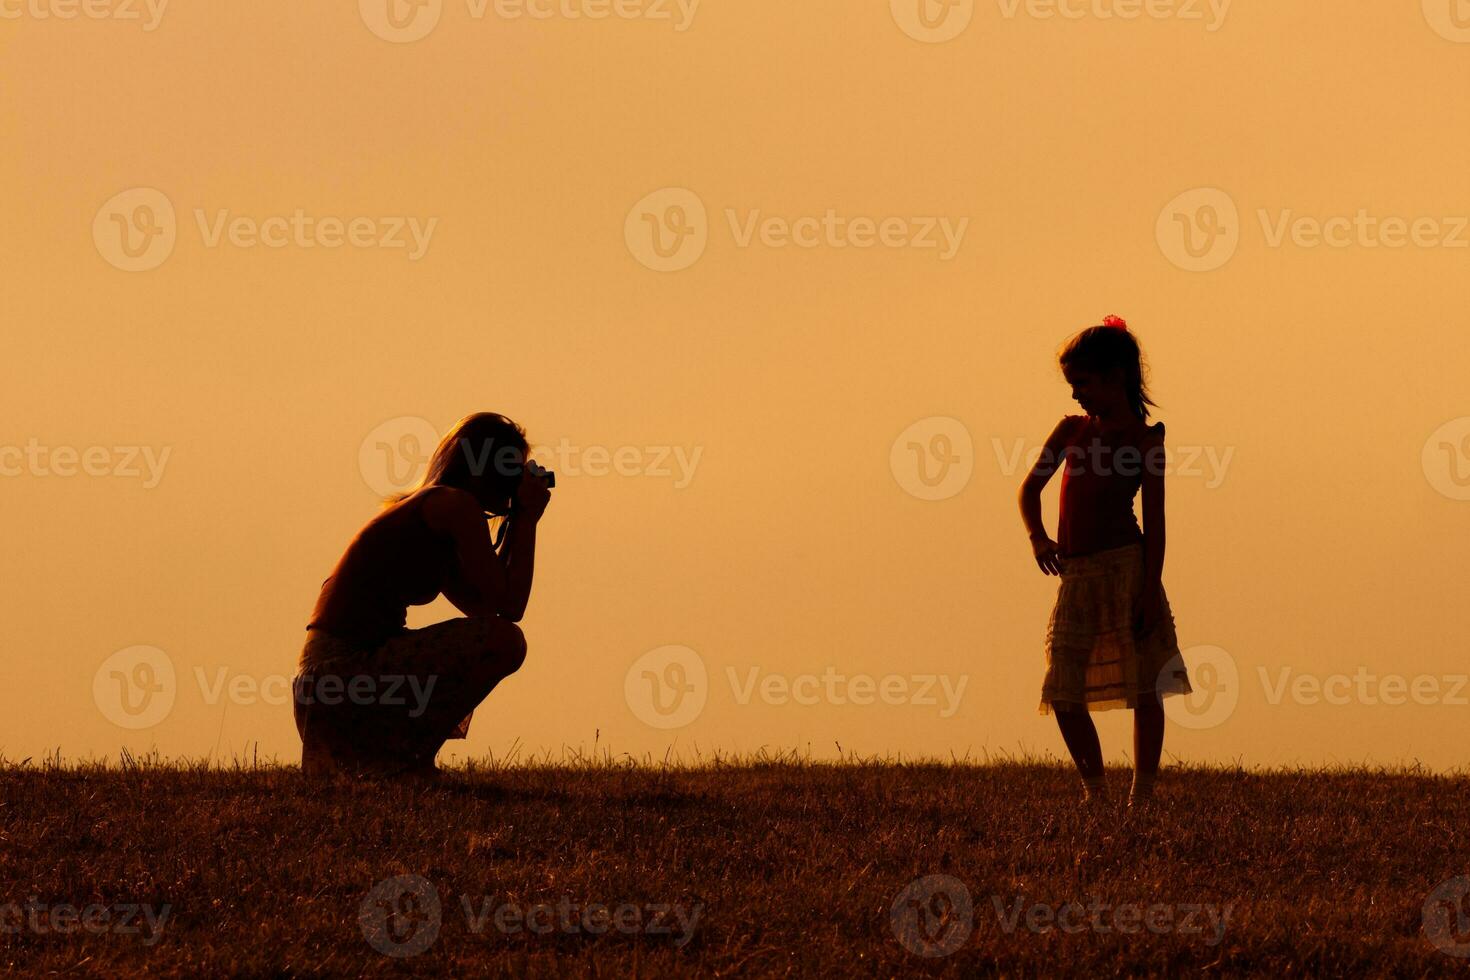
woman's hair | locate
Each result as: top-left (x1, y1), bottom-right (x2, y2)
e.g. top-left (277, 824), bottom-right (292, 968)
top-left (386, 412), bottom-right (529, 517)
top-left (1058, 321), bottom-right (1158, 422)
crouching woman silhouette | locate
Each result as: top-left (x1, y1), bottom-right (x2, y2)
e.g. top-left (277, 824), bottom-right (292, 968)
top-left (294, 412), bottom-right (550, 780)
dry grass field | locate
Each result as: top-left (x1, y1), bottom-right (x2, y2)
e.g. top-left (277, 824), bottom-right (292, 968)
top-left (3, 753), bottom-right (1469, 976)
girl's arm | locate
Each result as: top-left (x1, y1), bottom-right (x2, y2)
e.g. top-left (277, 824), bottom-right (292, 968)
top-left (1139, 424), bottom-right (1167, 589)
top-left (1018, 416), bottom-right (1079, 574)
top-left (1134, 424), bottom-right (1167, 632)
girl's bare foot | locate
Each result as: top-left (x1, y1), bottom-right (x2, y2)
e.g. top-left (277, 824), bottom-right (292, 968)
top-left (1128, 771), bottom-right (1156, 808)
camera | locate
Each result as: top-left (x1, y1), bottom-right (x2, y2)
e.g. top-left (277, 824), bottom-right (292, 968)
top-left (524, 459), bottom-right (556, 489)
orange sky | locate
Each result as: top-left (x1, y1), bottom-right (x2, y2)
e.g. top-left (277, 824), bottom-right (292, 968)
top-left (3, 1), bottom-right (1469, 770)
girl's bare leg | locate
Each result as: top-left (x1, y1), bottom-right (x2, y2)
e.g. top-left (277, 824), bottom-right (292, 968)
top-left (1054, 704), bottom-right (1106, 798)
top-left (1132, 693), bottom-right (1164, 802)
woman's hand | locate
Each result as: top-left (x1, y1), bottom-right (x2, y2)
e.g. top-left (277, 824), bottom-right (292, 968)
top-left (1031, 534), bottom-right (1064, 576)
top-left (514, 463), bottom-right (552, 522)
top-left (1133, 581), bottom-right (1164, 635)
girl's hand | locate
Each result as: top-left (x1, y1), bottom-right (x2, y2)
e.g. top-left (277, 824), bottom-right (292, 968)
top-left (1133, 582), bottom-right (1164, 635)
top-left (1031, 535), bottom-right (1063, 576)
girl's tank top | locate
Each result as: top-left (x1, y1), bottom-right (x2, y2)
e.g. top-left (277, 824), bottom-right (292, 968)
top-left (1056, 415), bottom-right (1164, 559)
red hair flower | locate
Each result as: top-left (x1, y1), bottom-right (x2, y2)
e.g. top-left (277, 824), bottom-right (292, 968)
top-left (1101, 314), bottom-right (1129, 330)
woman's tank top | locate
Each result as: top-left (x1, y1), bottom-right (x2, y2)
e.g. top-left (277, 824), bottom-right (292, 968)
top-left (306, 491), bottom-right (457, 649)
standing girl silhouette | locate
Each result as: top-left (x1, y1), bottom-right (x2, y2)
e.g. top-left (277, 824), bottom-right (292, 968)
top-left (1018, 316), bottom-right (1192, 805)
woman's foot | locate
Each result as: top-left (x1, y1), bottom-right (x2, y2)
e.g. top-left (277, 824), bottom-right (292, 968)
top-left (403, 763), bottom-right (444, 785)
top-left (300, 737), bottom-right (346, 780)
top-left (369, 758), bottom-right (444, 786)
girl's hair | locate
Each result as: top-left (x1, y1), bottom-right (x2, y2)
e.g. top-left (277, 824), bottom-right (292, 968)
top-left (386, 412), bottom-right (529, 517)
top-left (1058, 321), bottom-right (1158, 421)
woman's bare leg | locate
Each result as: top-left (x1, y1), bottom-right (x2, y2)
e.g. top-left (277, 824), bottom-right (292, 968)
top-left (401, 618), bottom-right (528, 768)
top-left (331, 616), bottom-right (530, 778)
top-left (420, 620), bottom-right (527, 749)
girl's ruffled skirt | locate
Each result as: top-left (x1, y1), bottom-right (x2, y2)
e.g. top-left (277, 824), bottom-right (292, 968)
top-left (1039, 541), bottom-right (1192, 713)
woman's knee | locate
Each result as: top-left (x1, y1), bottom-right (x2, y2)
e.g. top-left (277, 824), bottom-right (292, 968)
top-left (482, 618), bottom-right (527, 674)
